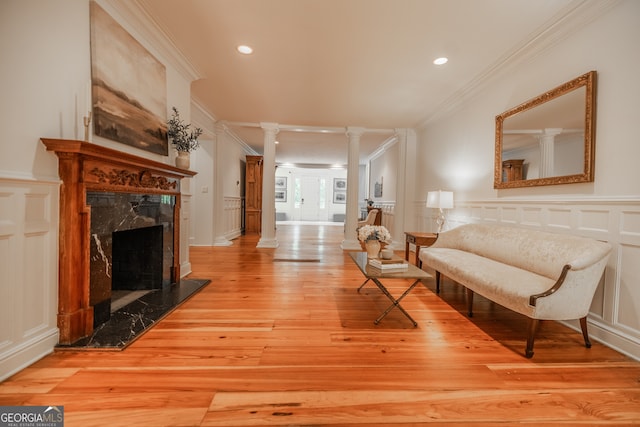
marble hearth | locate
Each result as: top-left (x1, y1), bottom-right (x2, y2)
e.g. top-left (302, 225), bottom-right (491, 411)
top-left (42, 139), bottom-right (196, 345)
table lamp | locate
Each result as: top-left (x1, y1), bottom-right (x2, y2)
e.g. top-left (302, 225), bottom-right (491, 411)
top-left (426, 190), bottom-right (453, 233)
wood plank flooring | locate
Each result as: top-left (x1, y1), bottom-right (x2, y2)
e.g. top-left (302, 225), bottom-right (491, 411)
top-left (1, 223), bottom-right (639, 426)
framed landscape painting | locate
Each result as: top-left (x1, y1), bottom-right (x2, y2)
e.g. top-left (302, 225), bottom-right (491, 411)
top-left (90, 2), bottom-right (168, 155)
top-left (275, 177), bottom-right (287, 189)
top-left (275, 190), bottom-right (287, 203)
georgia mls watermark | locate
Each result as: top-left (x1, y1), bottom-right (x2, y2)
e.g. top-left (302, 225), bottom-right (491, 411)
top-left (0, 406), bottom-right (64, 427)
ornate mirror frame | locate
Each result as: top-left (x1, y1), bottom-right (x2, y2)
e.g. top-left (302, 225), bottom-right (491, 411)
top-left (494, 71), bottom-right (597, 189)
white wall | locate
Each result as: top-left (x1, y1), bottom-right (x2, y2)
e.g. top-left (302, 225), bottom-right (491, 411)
top-left (191, 137), bottom-right (214, 245)
top-left (191, 124), bottom-right (248, 246)
top-left (414, 0), bottom-right (640, 359)
top-left (369, 142), bottom-right (398, 203)
top-left (0, 0), bottom-right (198, 380)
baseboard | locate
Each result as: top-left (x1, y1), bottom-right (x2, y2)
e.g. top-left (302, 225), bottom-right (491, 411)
top-left (180, 261), bottom-right (192, 278)
top-left (0, 328), bottom-right (59, 382)
top-left (225, 230), bottom-right (242, 241)
top-left (562, 318), bottom-right (640, 362)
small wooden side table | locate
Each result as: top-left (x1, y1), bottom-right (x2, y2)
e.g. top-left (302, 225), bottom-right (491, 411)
top-left (404, 231), bottom-right (438, 267)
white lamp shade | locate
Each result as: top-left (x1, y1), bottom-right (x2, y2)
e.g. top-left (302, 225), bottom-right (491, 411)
top-left (426, 190), bottom-right (453, 209)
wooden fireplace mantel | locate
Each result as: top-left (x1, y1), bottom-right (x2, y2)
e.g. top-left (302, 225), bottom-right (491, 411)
top-left (41, 138), bottom-right (196, 344)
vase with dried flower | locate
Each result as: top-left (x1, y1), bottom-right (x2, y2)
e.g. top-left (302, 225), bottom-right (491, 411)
top-left (167, 106), bottom-right (202, 169)
top-left (357, 225), bottom-right (391, 258)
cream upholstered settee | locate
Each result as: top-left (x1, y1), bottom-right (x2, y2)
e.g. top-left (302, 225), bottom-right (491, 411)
top-left (419, 223), bottom-right (612, 358)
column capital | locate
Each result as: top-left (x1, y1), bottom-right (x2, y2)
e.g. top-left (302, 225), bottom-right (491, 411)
top-left (543, 128), bottom-right (563, 136)
top-left (346, 126), bottom-right (365, 139)
top-left (394, 128), bottom-right (407, 138)
top-left (260, 122), bottom-right (280, 134)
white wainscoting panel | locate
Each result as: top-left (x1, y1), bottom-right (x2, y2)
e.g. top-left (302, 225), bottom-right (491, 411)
top-left (578, 209), bottom-right (610, 234)
top-left (224, 196), bottom-right (242, 240)
top-left (0, 191), bottom-right (17, 355)
top-left (0, 177), bottom-right (59, 381)
top-left (181, 192), bottom-right (193, 277)
top-left (521, 207), bottom-right (543, 227)
top-left (500, 206), bottom-right (518, 224)
top-left (415, 198), bottom-right (640, 361)
top-left (547, 207), bottom-right (572, 230)
top-left (618, 244), bottom-right (640, 331)
top-left (621, 210), bottom-right (640, 238)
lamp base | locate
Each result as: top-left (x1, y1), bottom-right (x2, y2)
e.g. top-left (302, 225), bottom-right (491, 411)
top-left (436, 210), bottom-right (446, 233)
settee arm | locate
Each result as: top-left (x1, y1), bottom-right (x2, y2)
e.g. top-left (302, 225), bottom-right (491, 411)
top-left (529, 264), bottom-right (571, 306)
top-left (570, 250), bottom-right (609, 271)
top-left (429, 230), bottom-right (455, 249)
top-left (529, 241), bottom-right (611, 307)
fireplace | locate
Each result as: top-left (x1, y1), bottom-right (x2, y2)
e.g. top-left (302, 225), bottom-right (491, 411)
top-left (112, 225), bottom-right (164, 291)
top-left (87, 192), bottom-right (176, 327)
top-left (41, 139), bottom-right (196, 344)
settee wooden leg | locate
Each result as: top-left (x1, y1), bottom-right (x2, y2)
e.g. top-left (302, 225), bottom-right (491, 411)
top-left (466, 288), bottom-right (474, 317)
top-left (580, 316), bottom-right (592, 348)
top-left (435, 271), bottom-right (441, 294)
top-left (525, 318), bottom-right (539, 358)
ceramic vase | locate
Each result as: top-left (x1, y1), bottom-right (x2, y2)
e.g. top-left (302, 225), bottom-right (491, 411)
top-left (365, 240), bottom-right (381, 258)
top-left (176, 151), bottom-right (190, 169)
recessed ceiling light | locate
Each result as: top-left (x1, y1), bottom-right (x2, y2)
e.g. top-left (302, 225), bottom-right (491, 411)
top-left (433, 57), bottom-right (448, 65)
top-left (237, 45), bottom-right (253, 55)
top-left (275, 140), bottom-right (279, 144)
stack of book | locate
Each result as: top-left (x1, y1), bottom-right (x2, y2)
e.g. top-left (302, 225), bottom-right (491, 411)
top-left (368, 257), bottom-right (409, 272)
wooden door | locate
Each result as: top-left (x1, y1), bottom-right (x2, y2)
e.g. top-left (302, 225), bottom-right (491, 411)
top-left (245, 155), bottom-right (263, 234)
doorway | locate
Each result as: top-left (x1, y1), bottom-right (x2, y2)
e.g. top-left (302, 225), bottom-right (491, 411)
top-left (295, 176), bottom-right (328, 221)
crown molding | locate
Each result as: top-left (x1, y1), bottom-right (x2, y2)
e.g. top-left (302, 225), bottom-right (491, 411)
top-left (417, 0), bottom-right (622, 128)
top-left (226, 121), bottom-right (395, 136)
top-left (221, 125), bottom-right (259, 156)
top-left (98, 0), bottom-right (203, 82)
top-left (367, 134), bottom-right (399, 163)
top-left (275, 163), bottom-right (347, 170)
top-left (190, 100), bottom-right (217, 139)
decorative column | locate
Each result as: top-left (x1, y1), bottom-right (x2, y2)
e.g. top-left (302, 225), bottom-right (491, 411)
top-left (539, 128), bottom-right (562, 178)
top-left (258, 122), bottom-right (279, 248)
top-left (213, 123), bottom-right (232, 246)
top-left (342, 127), bottom-right (365, 250)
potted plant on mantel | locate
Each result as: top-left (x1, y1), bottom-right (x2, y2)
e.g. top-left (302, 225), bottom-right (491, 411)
top-left (167, 106), bottom-right (202, 169)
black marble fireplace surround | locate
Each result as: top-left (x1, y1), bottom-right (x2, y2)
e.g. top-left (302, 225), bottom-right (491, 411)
top-left (58, 191), bottom-right (212, 349)
top-left (87, 192), bottom-right (176, 327)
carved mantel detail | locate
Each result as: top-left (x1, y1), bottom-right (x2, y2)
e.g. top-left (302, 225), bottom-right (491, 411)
top-left (41, 138), bottom-right (196, 345)
top-left (89, 167), bottom-right (177, 191)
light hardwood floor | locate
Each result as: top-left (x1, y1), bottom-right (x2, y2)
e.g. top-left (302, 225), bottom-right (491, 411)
top-left (2, 223), bottom-right (640, 426)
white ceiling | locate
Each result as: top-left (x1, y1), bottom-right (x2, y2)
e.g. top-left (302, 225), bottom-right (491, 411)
top-left (136, 0), bottom-right (582, 166)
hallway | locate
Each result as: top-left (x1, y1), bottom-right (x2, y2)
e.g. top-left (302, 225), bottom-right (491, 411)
top-left (1, 223), bottom-right (639, 426)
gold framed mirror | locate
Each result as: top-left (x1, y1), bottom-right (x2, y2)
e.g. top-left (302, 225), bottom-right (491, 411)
top-left (494, 71), bottom-right (597, 189)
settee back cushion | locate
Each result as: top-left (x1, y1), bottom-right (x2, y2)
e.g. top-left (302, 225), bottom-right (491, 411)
top-left (432, 224), bottom-right (611, 280)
